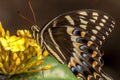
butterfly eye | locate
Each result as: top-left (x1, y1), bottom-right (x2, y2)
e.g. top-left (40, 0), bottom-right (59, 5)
top-left (73, 29), bottom-right (80, 35)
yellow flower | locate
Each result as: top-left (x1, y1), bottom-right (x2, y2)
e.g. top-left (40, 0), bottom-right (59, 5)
top-left (0, 22), bottom-right (51, 78)
top-left (0, 22), bottom-right (5, 37)
top-left (43, 50), bottom-right (49, 57)
top-left (17, 29), bottom-right (32, 38)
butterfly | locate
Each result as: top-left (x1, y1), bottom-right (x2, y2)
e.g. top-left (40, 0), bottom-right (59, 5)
top-left (18, 1), bottom-right (115, 80)
top-left (30, 9), bottom-right (115, 80)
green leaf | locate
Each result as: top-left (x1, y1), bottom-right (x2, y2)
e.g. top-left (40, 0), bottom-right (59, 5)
top-left (10, 56), bottom-right (82, 80)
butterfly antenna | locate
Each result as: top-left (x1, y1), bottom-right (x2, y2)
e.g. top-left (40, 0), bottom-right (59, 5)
top-left (17, 0), bottom-right (37, 25)
top-left (27, 0), bottom-right (37, 24)
top-left (17, 11), bottom-right (34, 24)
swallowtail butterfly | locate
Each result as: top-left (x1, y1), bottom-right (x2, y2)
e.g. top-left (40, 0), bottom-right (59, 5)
top-left (30, 9), bottom-right (115, 80)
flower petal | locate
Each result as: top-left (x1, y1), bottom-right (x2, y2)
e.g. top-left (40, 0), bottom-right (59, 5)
top-left (0, 37), bottom-right (8, 49)
top-left (0, 22), bottom-right (5, 37)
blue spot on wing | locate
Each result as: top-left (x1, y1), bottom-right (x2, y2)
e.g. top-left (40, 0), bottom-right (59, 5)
top-left (80, 45), bottom-right (89, 51)
top-left (73, 29), bottom-right (80, 35)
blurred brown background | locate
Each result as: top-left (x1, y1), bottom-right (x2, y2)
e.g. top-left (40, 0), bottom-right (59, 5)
top-left (0, 0), bottom-right (120, 79)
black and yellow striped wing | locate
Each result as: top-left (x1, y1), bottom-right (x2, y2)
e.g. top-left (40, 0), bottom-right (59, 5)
top-left (38, 9), bottom-right (115, 80)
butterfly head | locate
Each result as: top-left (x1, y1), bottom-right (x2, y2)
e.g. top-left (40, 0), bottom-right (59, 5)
top-left (30, 25), bottom-right (41, 43)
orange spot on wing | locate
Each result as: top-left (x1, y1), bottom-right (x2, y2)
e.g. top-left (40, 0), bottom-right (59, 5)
top-left (67, 27), bottom-right (74, 35)
top-left (93, 72), bottom-right (99, 78)
top-left (76, 49), bottom-right (81, 54)
top-left (87, 41), bottom-right (93, 46)
top-left (73, 43), bottom-right (81, 48)
top-left (81, 31), bottom-right (86, 37)
top-left (92, 61), bottom-right (98, 68)
top-left (68, 63), bottom-right (73, 68)
top-left (71, 59), bottom-right (77, 65)
top-left (76, 73), bottom-right (82, 78)
top-left (92, 51), bottom-right (97, 57)
top-left (87, 75), bottom-right (92, 80)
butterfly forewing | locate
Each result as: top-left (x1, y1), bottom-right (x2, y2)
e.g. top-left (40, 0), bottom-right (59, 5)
top-left (39, 9), bottom-right (115, 80)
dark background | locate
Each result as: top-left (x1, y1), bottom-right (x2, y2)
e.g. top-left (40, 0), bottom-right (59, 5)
top-left (0, 0), bottom-right (120, 79)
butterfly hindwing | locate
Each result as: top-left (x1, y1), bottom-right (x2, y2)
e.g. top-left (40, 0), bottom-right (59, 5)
top-left (40, 9), bottom-right (115, 80)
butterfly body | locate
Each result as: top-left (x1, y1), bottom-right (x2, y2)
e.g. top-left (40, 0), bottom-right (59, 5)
top-left (31, 9), bottom-right (115, 80)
